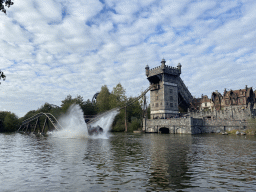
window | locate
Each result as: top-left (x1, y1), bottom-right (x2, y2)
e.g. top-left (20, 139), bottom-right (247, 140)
top-left (170, 89), bottom-right (173, 93)
top-left (156, 103), bottom-right (159, 107)
top-left (170, 96), bottom-right (173, 101)
top-left (205, 103), bottom-right (207, 107)
top-left (170, 103), bottom-right (173, 107)
top-left (156, 96), bottom-right (158, 100)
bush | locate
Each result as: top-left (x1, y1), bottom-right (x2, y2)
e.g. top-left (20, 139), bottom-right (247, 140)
top-left (128, 118), bottom-right (141, 132)
top-left (112, 118), bottom-right (125, 132)
top-left (1, 112), bottom-right (20, 132)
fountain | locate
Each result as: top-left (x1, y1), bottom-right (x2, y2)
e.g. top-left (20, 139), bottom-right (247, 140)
top-left (51, 104), bottom-right (119, 139)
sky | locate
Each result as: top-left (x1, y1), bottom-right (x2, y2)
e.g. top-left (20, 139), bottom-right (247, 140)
top-left (0, 0), bottom-right (256, 117)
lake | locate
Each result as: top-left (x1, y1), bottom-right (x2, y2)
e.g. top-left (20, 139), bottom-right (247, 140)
top-left (1, 132), bottom-right (256, 191)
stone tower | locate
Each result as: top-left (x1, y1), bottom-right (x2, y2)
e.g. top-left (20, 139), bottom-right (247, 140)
top-left (146, 59), bottom-right (192, 119)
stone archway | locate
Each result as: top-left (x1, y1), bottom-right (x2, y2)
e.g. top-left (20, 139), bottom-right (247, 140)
top-left (159, 127), bottom-right (170, 134)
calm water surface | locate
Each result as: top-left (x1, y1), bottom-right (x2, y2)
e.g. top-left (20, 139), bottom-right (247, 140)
top-left (1, 133), bottom-right (256, 191)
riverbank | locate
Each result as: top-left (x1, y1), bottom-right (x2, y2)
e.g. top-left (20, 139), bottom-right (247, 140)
top-left (227, 128), bottom-right (256, 135)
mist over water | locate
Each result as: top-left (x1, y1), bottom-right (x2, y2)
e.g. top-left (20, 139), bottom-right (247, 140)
top-left (90, 109), bottom-right (120, 138)
top-left (51, 104), bottom-right (119, 139)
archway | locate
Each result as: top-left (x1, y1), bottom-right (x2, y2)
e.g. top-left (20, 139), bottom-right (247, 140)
top-left (159, 127), bottom-right (170, 134)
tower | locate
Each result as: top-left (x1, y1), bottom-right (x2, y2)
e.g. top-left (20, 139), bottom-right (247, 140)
top-left (146, 59), bottom-right (192, 119)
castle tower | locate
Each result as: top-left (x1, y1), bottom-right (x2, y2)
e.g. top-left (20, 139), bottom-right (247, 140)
top-left (146, 59), bottom-right (192, 119)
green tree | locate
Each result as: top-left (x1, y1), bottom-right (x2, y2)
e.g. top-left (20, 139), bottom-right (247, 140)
top-left (96, 85), bottom-right (111, 113)
top-left (2, 112), bottom-right (20, 132)
top-left (110, 83), bottom-right (127, 108)
top-left (111, 111), bottom-right (126, 132)
top-left (0, 0), bottom-right (14, 14)
top-left (61, 95), bottom-right (84, 113)
top-left (128, 118), bottom-right (141, 132)
top-left (81, 99), bottom-right (97, 116)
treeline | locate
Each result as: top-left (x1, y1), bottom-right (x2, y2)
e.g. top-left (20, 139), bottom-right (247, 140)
top-left (0, 83), bottom-right (150, 133)
top-left (0, 112), bottom-right (20, 132)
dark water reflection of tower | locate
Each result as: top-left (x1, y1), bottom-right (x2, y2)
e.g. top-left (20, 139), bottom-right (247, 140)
top-left (146, 134), bottom-right (193, 191)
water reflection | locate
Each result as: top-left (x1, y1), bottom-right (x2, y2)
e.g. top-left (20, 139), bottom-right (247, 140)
top-left (1, 133), bottom-right (256, 191)
top-left (145, 134), bottom-right (192, 191)
top-left (184, 135), bottom-right (256, 191)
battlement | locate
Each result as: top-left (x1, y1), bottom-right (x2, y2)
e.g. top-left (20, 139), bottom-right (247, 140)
top-left (147, 64), bottom-right (180, 77)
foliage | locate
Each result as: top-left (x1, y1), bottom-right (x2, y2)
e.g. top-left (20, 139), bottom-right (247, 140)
top-left (109, 83), bottom-right (127, 108)
top-left (61, 94), bottom-right (84, 113)
top-left (0, 70), bottom-right (6, 84)
top-left (0, 111), bottom-right (20, 132)
top-left (82, 99), bottom-right (97, 116)
top-left (111, 114), bottom-right (125, 132)
top-left (0, 0), bottom-right (14, 14)
top-left (128, 118), bottom-right (141, 132)
top-left (96, 85), bottom-right (111, 113)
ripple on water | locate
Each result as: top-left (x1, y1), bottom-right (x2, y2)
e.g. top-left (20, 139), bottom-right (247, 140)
top-left (1, 133), bottom-right (256, 191)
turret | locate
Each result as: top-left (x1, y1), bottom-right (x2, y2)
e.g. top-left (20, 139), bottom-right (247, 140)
top-left (145, 65), bottom-right (149, 76)
top-left (177, 63), bottom-right (182, 74)
top-left (161, 58), bottom-right (166, 67)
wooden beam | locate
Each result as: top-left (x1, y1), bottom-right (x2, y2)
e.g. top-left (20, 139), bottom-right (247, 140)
top-left (33, 117), bottom-right (39, 133)
top-left (42, 118), bottom-right (47, 133)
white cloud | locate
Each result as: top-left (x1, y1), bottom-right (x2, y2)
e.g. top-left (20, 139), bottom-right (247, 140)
top-left (0, 0), bottom-right (256, 117)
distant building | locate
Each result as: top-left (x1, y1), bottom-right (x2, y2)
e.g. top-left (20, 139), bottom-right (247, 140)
top-left (211, 86), bottom-right (254, 111)
top-left (201, 95), bottom-right (212, 111)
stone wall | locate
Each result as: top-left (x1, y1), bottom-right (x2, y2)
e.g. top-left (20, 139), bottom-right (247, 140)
top-left (143, 117), bottom-right (249, 134)
top-left (191, 118), bottom-right (247, 134)
top-left (189, 106), bottom-right (254, 120)
top-left (143, 118), bottom-right (193, 134)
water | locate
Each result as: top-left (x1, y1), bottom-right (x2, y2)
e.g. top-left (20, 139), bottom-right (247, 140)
top-left (1, 106), bottom-right (256, 191)
top-left (1, 133), bottom-right (256, 191)
top-left (51, 104), bottom-right (119, 139)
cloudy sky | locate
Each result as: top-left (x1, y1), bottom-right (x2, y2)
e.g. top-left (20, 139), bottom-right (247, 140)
top-left (0, 0), bottom-right (256, 117)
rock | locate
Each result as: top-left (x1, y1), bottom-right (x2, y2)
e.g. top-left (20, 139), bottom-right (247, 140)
top-left (133, 131), bottom-right (142, 133)
top-left (241, 132), bottom-right (246, 135)
top-left (236, 131), bottom-right (240, 135)
top-left (222, 132), bottom-right (228, 135)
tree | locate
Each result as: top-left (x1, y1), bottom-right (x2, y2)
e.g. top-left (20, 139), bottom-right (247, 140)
top-left (81, 99), bottom-right (97, 116)
top-left (0, 70), bottom-right (6, 84)
top-left (60, 94), bottom-right (86, 113)
top-left (0, 0), bottom-right (14, 14)
top-left (0, 112), bottom-right (20, 132)
top-left (110, 83), bottom-right (127, 108)
top-left (96, 85), bottom-right (111, 113)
